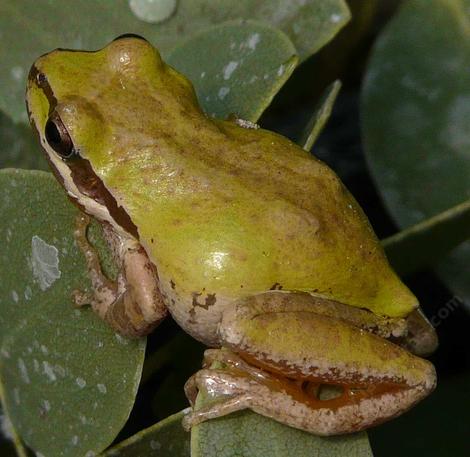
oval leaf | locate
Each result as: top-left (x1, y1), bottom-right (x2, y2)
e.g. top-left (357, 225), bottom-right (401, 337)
top-left (0, 0), bottom-right (349, 123)
top-left (0, 112), bottom-right (47, 170)
top-left (383, 199), bottom-right (470, 276)
top-left (168, 20), bottom-right (298, 121)
top-left (0, 169), bottom-right (146, 457)
top-left (361, 0), bottom-right (470, 304)
top-left (103, 410), bottom-right (190, 457)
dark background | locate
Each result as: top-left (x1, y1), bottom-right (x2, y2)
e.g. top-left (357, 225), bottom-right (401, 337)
top-left (262, 1), bottom-right (470, 455)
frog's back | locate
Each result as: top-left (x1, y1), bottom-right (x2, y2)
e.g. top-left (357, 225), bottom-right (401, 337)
top-left (104, 115), bottom-right (415, 323)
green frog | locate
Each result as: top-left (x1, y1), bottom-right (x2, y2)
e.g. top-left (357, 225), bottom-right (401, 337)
top-left (26, 35), bottom-right (437, 435)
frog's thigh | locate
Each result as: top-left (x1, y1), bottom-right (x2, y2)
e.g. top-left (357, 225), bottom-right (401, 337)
top-left (74, 215), bottom-right (167, 337)
top-left (188, 292), bottom-right (436, 434)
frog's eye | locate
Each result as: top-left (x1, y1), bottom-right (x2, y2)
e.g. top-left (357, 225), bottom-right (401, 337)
top-left (36, 72), bottom-right (47, 87)
top-left (45, 114), bottom-right (76, 159)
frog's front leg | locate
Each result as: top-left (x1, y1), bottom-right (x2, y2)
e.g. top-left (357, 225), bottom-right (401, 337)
top-left (184, 291), bottom-right (436, 435)
top-left (73, 214), bottom-right (168, 337)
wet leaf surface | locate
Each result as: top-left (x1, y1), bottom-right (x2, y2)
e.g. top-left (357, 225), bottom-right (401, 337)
top-left (0, 0), bottom-right (349, 124)
top-left (102, 410), bottom-right (190, 457)
top-left (383, 199), bottom-right (470, 276)
top-left (168, 20), bottom-right (297, 121)
top-left (0, 111), bottom-right (47, 171)
top-left (0, 169), bottom-right (146, 457)
top-left (361, 0), bottom-right (470, 305)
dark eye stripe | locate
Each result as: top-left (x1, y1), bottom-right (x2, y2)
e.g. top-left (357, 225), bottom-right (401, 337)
top-left (67, 156), bottom-right (139, 239)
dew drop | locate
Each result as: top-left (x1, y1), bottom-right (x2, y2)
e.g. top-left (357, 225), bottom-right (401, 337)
top-left (247, 33), bottom-right (260, 50)
top-left (97, 383), bottom-right (107, 394)
top-left (18, 358), bottom-right (30, 384)
top-left (150, 439), bottom-right (161, 450)
top-left (218, 87), bottom-right (230, 100)
top-left (42, 399), bottom-right (51, 412)
top-left (330, 13), bottom-right (342, 23)
top-left (42, 361), bottom-right (57, 382)
top-left (24, 286), bottom-right (32, 301)
top-left (10, 66), bottom-right (24, 81)
top-left (31, 236), bottom-right (61, 291)
top-left (223, 61), bottom-right (239, 80)
top-left (129, 0), bottom-right (177, 24)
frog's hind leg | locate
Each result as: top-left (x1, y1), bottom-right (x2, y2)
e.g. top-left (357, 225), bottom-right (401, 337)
top-left (184, 291), bottom-right (436, 435)
top-left (183, 349), bottom-right (335, 433)
top-left (73, 214), bottom-right (168, 337)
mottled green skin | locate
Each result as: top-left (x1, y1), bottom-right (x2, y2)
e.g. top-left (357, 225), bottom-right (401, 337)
top-left (27, 37), bottom-right (417, 320)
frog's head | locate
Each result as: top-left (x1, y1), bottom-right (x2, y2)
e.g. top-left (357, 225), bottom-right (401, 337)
top-left (25, 35), bottom-right (198, 237)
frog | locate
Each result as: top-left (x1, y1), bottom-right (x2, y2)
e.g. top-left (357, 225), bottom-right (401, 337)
top-left (26, 35), bottom-right (438, 436)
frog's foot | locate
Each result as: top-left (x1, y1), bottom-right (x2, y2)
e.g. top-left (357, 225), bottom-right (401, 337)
top-left (399, 308), bottom-right (438, 357)
top-left (185, 292), bottom-right (436, 435)
top-left (234, 118), bottom-right (259, 130)
top-left (73, 214), bottom-right (168, 337)
top-left (226, 114), bottom-right (260, 130)
top-left (184, 348), bottom-right (271, 407)
top-left (72, 289), bottom-right (94, 308)
top-left (183, 350), bottom-right (355, 434)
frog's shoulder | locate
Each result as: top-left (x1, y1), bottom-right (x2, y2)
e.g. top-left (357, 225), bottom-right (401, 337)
top-left (213, 118), bottom-right (338, 190)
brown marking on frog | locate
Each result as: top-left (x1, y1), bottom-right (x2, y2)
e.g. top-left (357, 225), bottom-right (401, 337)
top-left (270, 282), bottom-right (283, 290)
top-left (192, 292), bottom-right (202, 306)
top-left (191, 291), bottom-right (217, 310)
top-left (170, 279), bottom-right (176, 290)
top-left (188, 306), bottom-right (197, 324)
top-left (205, 293), bottom-right (217, 308)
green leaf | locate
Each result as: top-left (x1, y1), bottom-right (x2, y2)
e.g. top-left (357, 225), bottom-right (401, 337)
top-left (0, 0), bottom-right (349, 124)
top-left (191, 389), bottom-right (372, 457)
top-left (383, 199), bottom-right (470, 276)
top-left (299, 80), bottom-right (342, 151)
top-left (263, 0), bottom-right (350, 61)
top-left (0, 169), bottom-right (146, 457)
top-left (0, 110), bottom-right (47, 171)
top-left (361, 0), bottom-right (470, 304)
top-left (0, 403), bottom-right (30, 457)
top-left (168, 20), bottom-right (298, 122)
top-left (102, 410), bottom-right (190, 457)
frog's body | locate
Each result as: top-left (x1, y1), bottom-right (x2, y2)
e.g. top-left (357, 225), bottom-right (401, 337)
top-left (104, 112), bottom-right (415, 345)
top-left (26, 36), bottom-right (437, 436)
